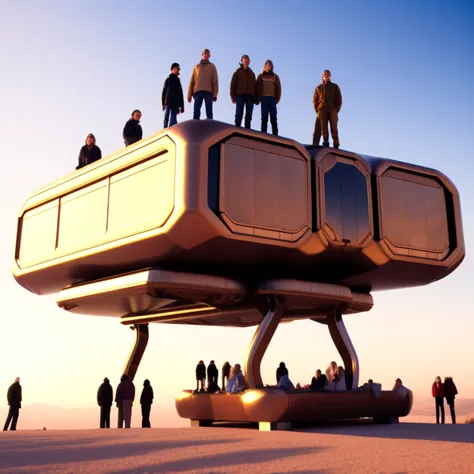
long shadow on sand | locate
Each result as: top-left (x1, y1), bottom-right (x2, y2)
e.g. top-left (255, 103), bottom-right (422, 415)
top-left (0, 438), bottom-right (241, 469)
top-left (113, 447), bottom-right (326, 473)
top-left (294, 420), bottom-right (474, 443)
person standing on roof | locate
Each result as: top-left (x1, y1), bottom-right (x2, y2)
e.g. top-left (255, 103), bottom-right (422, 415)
top-left (195, 360), bottom-right (206, 392)
top-left (123, 110), bottom-right (143, 146)
top-left (187, 49), bottom-right (219, 120)
top-left (162, 63), bottom-right (184, 128)
top-left (230, 55), bottom-right (256, 129)
top-left (255, 59), bottom-right (281, 136)
top-left (312, 70), bottom-right (342, 148)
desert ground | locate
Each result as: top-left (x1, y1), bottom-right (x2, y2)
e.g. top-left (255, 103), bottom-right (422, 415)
top-left (1, 422), bottom-right (473, 474)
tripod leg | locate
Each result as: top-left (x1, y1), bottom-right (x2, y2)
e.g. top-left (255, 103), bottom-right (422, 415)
top-left (123, 324), bottom-right (149, 381)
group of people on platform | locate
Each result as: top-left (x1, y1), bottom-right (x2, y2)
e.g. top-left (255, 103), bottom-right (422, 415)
top-left (432, 376), bottom-right (458, 424)
top-left (75, 49), bottom-right (342, 171)
top-left (97, 376), bottom-right (154, 429)
top-left (195, 360), bottom-right (246, 394)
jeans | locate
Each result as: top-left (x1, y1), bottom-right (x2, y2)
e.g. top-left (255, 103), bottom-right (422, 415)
top-left (122, 399), bottom-right (133, 428)
top-left (260, 96), bottom-right (278, 135)
top-left (100, 405), bottom-right (111, 428)
top-left (193, 91), bottom-right (213, 119)
top-left (141, 404), bottom-right (151, 428)
top-left (3, 406), bottom-right (19, 431)
top-left (164, 106), bottom-right (179, 128)
top-left (235, 94), bottom-right (254, 128)
top-left (435, 397), bottom-right (445, 424)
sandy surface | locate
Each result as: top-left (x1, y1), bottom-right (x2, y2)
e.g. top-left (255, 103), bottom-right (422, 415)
top-left (1, 423), bottom-right (473, 473)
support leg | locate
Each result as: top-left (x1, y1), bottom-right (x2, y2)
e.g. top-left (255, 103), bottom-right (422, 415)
top-left (244, 296), bottom-right (283, 388)
top-left (326, 306), bottom-right (359, 390)
top-left (123, 323), bottom-right (149, 381)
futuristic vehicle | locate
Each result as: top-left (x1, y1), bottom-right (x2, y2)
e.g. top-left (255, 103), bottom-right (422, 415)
top-left (13, 120), bottom-right (465, 429)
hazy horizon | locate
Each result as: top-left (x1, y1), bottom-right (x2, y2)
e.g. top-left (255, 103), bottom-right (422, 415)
top-left (0, 0), bottom-right (473, 429)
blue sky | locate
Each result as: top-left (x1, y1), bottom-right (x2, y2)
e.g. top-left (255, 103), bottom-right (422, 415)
top-left (0, 1), bottom-right (473, 423)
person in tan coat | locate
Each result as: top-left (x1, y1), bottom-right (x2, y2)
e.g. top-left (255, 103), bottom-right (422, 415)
top-left (312, 70), bottom-right (342, 148)
top-left (187, 49), bottom-right (219, 120)
top-left (230, 55), bottom-right (256, 129)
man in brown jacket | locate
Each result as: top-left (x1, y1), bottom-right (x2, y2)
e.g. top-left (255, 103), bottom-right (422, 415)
top-left (188, 49), bottom-right (219, 120)
top-left (312, 70), bottom-right (342, 148)
top-left (230, 55), bottom-right (256, 129)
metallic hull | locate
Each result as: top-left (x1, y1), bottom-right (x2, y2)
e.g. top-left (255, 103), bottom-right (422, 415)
top-left (176, 388), bottom-right (413, 424)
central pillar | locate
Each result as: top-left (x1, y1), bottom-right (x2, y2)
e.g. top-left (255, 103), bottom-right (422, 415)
top-left (123, 323), bottom-right (149, 381)
top-left (244, 296), bottom-right (283, 388)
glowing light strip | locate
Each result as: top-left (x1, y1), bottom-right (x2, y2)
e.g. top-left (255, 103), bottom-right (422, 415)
top-left (120, 305), bottom-right (217, 324)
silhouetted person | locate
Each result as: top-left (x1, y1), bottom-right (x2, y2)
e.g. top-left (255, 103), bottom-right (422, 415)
top-left (140, 379), bottom-right (154, 428)
top-left (162, 63), bottom-right (184, 128)
top-left (207, 360), bottom-right (218, 386)
top-left (276, 362), bottom-right (288, 384)
top-left (432, 375), bottom-right (445, 424)
top-left (97, 377), bottom-right (113, 429)
top-left (222, 362), bottom-right (231, 391)
top-left (313, 69), bottom-right (342, 148)
top-left (196, 360), bottom-right (206, 392)
top-left (256, 60), bottom-right (281, 135)
top-left (310, 369), bottom-right (328, 391)
top-left (3, 377), bottom-right (22, 431)
top-left (116, 374), bottom-right (135, 428)
top-left (76, 133), bottom-right (102, 170)
top-left (123, 109), bottom-right (143, 146)
top-left (230, 54), bottom-right (256, 128)
top-left (188, 49), bottom-right (219, 120)
top-left (444, 377), bottom-right (458, 424)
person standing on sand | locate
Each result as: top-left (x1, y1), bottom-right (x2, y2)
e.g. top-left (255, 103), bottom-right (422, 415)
top-left (187, 49), bottom-right (219, 120)
top-left (444, 377), bottom-right (458, 424)
top-left (116, 374), bottom-right (135, 428)
top-left (97, 377), bottom-right (113, 429)
top-left (3, 377), bottom-right (22, 431)
top-left (432, 376), bottom-right (445, 424)
top-left (140, 379), bottom-right (154, 428)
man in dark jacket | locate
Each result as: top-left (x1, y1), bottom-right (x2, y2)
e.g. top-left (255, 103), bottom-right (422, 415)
top-left (276, 362), bottom-right (289, 384)
top-left (230, 55), bottom-right (256, 129)
top-left (140, 379), bottom-right (154, 428)
top-left (312, 70), bottom-right (343, 148)
top-left (97, 377), bottom-right (113, 429)
top-left (123, 110), bottom-right (143, 146)
top-left (162, 63), bottom-right (184, 128)
top-left (222, 362), bottom-right (231, 391)
top-left (3, 377), bottom-right (22, 431)
top-left (207, 360), bottom-right (219, 392)
top-left (76, 133), bottom-right (102, 170)
top-left (115, 374), bottom-right (135, 428)
top-left (195, 360), bottom-right (206, 392)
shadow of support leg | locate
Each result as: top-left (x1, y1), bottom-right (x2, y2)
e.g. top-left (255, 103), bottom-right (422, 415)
top-left (245, 296), bottom-right (283, 389)
top-left (326, 306), bottom-right (359, 390)
top-left (123, 323), bottom-right (149, 381)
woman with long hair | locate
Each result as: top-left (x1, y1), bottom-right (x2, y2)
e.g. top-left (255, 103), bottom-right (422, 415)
top-left (255, 60), bottom-right (281, 136)
top-left (76, 133), bottom-right (101, 170)
top-left (431, 376), bottom-right (445, 424)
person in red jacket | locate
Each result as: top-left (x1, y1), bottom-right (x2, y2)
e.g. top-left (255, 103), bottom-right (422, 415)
top-left (444, 376), bottom-right (458, 424)
top-left (431, 376), bottom-right (445, 424)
